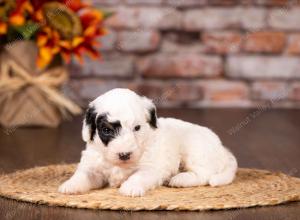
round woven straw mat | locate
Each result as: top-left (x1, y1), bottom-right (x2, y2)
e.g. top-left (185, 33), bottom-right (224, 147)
top-left (0, 164), bottom-right (299, 211)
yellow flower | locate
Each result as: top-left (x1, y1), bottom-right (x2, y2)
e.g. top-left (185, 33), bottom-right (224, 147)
top-left (37, 46), bottom-right (53, 68)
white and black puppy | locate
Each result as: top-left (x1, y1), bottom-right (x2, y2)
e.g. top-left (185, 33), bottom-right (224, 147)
top-left (59, 88), bottom-right (237, 197)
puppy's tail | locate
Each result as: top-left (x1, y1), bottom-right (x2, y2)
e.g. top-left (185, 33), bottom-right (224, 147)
top-left (209, 150), bottom-right (238, 187)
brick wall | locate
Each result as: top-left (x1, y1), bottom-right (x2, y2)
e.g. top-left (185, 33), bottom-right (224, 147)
top-left (68, 0), bottom-right (300, 108)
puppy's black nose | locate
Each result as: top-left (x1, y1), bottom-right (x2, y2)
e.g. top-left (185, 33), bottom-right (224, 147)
top-left (118, 152), bottom-right (131, 161)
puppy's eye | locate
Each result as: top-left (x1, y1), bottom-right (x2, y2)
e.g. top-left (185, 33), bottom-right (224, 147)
top-left (134, 125), bottom-right (141, 131)
top-left (102, 127), bottom-right (113, 136)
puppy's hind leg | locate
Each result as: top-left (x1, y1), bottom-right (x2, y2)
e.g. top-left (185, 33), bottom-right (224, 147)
top-left (209, 152), bottom-right (237, 187)
top-left (169, 169), bottom-right (210, 188)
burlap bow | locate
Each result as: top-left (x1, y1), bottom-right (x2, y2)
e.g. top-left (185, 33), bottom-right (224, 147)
top-left (0, 52), bottom-right (82, 118)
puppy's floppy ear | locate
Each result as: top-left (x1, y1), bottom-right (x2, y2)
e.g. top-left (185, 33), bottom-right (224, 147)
top-left (82, 106), bottom-right (97, 142)
top-left (141, 97), bottom-right (157, 129)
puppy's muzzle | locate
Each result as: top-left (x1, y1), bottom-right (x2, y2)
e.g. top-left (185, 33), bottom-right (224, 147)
top-left (118, 152), bottom-right (132, 161)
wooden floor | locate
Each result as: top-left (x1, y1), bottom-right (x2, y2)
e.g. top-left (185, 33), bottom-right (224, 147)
top-left (0, 108), bottom-right (299, 220)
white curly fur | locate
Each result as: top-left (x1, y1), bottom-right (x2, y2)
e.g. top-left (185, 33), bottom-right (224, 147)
top-left (59, 88), bottom-right (238, 197)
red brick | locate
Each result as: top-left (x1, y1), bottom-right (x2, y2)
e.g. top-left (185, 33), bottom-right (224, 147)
top-left (183, 8), bottom-right (266, 31)
top-left (165, 0), bottom-right (207, 7)
top-left (226, 56), bottom-right (300, 79)
top-left (286, 34), bottom-right (300, 55)
top-left (208, 0), bottom-right (238, 5)
top-left (125, 0), bottom-right (163, 5)
top-left (242, 32), bottom-right (286, 53)
top-left (289, 82), bottom-right (300, 101)
top-left (69, 79), bottom-right (203, 106)
top-left (137, 54), bottom-right (223, 78)
top-left (251, 81), bottom-right (289, 100)
top-left (241, 8), bottom-right (267, 29)
top-left (105, 7), bottom-right (181, 30)
top-left (269, 8), bottom-right (300, 30)
top-left (69, 79), bottom-right (136, 101)
top-left (255, 0), bottom-right (297, 6)
top-left (70, 53), bottom-right (134, 78)
top-left (135, 82), bottom-right (164, 101)
top-left (135, 81), bottom-right (203, 105)
top-left (198, 80), bottom-right (249, 102)
top-left (161, 40), bottom-right (205, 53)
top-left (117, 30), bottom-right (161, 52)
top-left (202, 31), bottom-right (242, 54)
top-left (164, 83), bottom-right (203, 102)
top-left (91, 0), bottom-right (120, 5)
top-left (184, 8), bottom-right (240, 30)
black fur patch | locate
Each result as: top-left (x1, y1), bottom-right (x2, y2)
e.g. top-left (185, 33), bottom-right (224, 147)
top-left (85, 106), bottom-right (97, 141)
top-left (96, 114), bottom-right (121, 146)
top-left (148, 108), bottom-right (157, 129)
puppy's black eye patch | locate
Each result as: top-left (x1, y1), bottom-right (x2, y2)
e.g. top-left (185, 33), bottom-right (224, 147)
top-left (134, 125), bottom-right (141, 131)
top-left (101, 127), bottom-right (114, 136)
top-left (96, 114), bottom-right (121, 146)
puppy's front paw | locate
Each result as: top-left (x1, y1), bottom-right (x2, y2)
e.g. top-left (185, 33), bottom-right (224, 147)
top-left (119, 180), bottom-right (146, 197)
top-left (58, 177), bottom-right (90, 194)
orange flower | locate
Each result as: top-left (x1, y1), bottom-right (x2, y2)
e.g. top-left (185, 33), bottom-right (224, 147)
top-left (36, 27), bottom-right (61, 68)
top-left (36, 7), bottom-right (106, 68)
top-left (30, 0), bottom-right (87, 12)
top-left (63, 0), bottom-right (88, 12)
top-left (10, 0), bottom-right (33, 25)
top-left (0, 23), bottom-right (8, 34)
top-left (1, 0), bottom-right (108, 69)
top-left (0, 0), bottom-right (33, 35)
top-left (9, 14), bottom-right (25, 26)
top-left (69, 8), bottom-right (106, 63)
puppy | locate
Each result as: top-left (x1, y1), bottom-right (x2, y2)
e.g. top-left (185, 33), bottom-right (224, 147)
top-left (59, 88), bottom-right (237, 197)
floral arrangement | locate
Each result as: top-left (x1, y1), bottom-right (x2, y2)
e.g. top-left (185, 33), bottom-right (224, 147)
top-left (0, 0), bottom-right (108, 69)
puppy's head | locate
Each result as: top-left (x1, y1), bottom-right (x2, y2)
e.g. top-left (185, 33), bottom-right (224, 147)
top-left (82, 88), bottom-right (157, 167)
